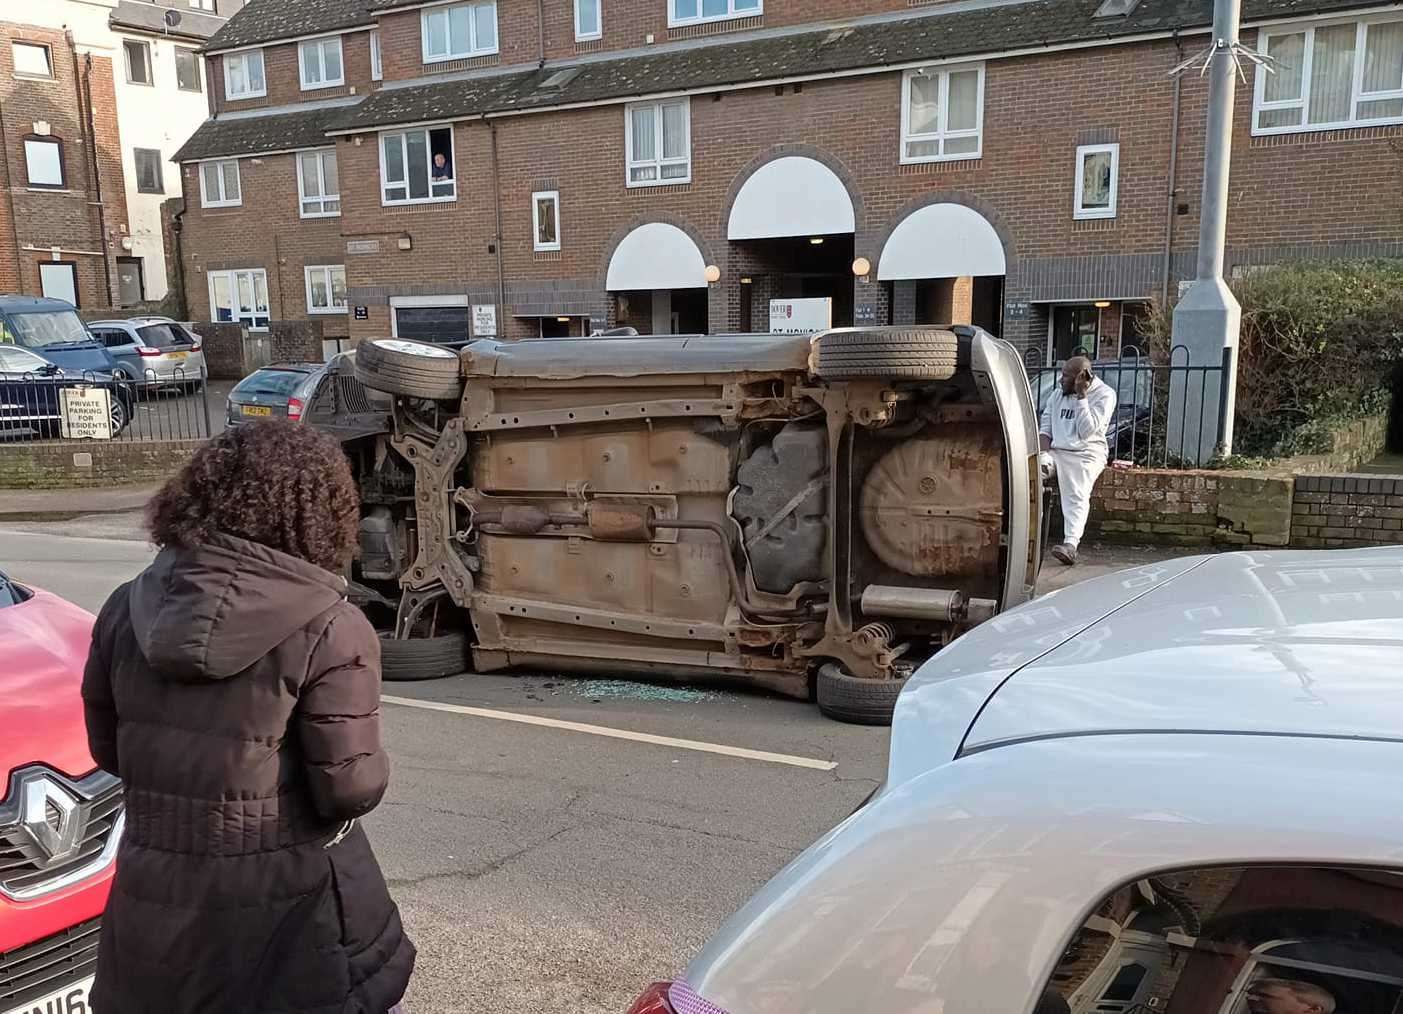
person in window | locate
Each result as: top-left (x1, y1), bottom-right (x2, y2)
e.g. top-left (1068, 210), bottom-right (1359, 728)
top-left (432, 152), bottom-right (452, 182)
top-left (1246, 978), bottom-right (1336, 1014)
top-left (1039, 355), bottom-right (1117, 567)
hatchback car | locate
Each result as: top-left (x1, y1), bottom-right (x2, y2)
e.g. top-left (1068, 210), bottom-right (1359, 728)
top-left (0, 570), bottom-right (122, 1014)
top-left (323, 326), bottom-right (1042, 724)
top-left (87, 318), bottom-right (205, 389)
top-left (634, 547), bottom-right (1403, 1014)
top-left (225, 362), bottom-right (324, 426)
top-left (0, 344), bottom-right (132, 440)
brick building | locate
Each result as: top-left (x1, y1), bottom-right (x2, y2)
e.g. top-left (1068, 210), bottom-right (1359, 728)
top-left (2, 1), bottom-right (238, 311)
top-left (173, 0), bottom-right (1403, 362)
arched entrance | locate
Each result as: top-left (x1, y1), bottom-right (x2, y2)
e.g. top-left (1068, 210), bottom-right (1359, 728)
top-left (606, 222), bottom-right (710, 334)
top-left (878, 201), bottom-right (1006, 336)
top-left (727, 155), bottom-right (858, 331)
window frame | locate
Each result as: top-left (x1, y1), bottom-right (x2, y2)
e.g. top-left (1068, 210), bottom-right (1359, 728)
top-left (370, 29), bottom-right (383, 81)
top-left (223, 48), bottom-right (266, 100)
top-left (575, 0), bottom-right (603, 41)
top-left (668, 0), bottom-right (762, 28)
top-left (420, 2), bottom-right (500, 64)
top-left (207, 268), bottom-right (270, 331)
top-left (1253, 14), bottom-right (1403, 135)
top-left (22, 136), bottom-right (65, 189)
top-left (899, 63), bottom-right (986, 165)
top-left (1074, 142), bottom-right (1120, 220)
top-left (134, 147), bottom-right (165, 195)
top-left (532, 190), bottom-right (561, 252)
top-left (298, 35), bottom-right (345, 91)
top-left (199, 158), bottom-right (241, 208)
top-left (624, 98), bottom-right (692, 188)
top-left (304, 264), bottom-right (348, 315)
top-left (296, 147), bottom-right (341, 218)
top-left (12, 42), bottom-right (53, 80)
top-left (123, 39), bottom-right (153, 86)
top-left (378, 126), bottom-right (457, 206)
top-left (175, 47), bottom-right (203, 92)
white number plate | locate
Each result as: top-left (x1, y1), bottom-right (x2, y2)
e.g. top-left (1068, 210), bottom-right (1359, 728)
top-left (2, 974), bottom-right (93, 1014)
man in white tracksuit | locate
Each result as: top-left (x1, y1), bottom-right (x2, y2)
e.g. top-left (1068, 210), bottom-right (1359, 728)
top-left (1040, 356), bottom-right (1117, 566)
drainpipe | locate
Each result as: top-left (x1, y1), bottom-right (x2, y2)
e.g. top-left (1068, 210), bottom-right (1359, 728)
top-left (488, 117), bottom-right (507, 326)
top-left (171, 201), bottom-right (187, 318)
top-left (0, 102), bottom-right (23, 292)
top-left (70, 35), bottom-right (115, 308)
top-left (536, 0), bottom-right (547, 67)
top-left (1159, 33), bottom-right (1184, 313)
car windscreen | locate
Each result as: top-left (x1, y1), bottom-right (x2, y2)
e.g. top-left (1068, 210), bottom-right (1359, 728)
top-left (5, 309), bottom-right (92, 348)
top-left (234, 370), bottom-right (308, 398)
top-left (137, 323), bottom-right (188, 349)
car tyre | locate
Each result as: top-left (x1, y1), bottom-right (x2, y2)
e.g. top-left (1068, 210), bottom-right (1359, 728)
top-left (108, 393), bottom-right (130, 436)
top-left (813, 328), bottom-right (960, 381)
top-left (355, 338), bottom-right (465, 401)
top-left (816, 663), bottom-right (905, 726)
top-left (379, 631), bottom-right (471, 682)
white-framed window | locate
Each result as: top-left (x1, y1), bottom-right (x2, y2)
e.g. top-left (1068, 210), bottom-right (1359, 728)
top-left (297, 148), bottom-right (340, 217)
top-left (299, 35), bottom-right (344, 90)
top-left (370, 29), bottom-right (382, 81)
top-left (175, 47), bottom-right (202, 91)
top-left (669, 0), bottom-right (761, 27)
top-left (421, 2), bottom-right (499, 63)
top-left (305, 265), bottom-right (348, 314)
top-left (380, 125), bottom-right (455, 204)
top-left (575, 0), bottom-right (602, 41)
top-left (1074, 143), bottom-right (1119, 220)
top-left (208, 268), bottom-right (270, 330)
top-left (532, 191), bottom-right (561, 251)
top-left (124, 40), bottom-right (153, 85)
top-left (12, 42), bottom-right (53, 79)
top-left (223, 48), bottom-right (265, 99)
top-left (626, 99), bottom-right (690, 187)
top-left (199, 158), bottom-right (241, 207)
top-left (900, 64), bottom-right (985, 163)
top-left (1253, 15), bottom-right (1403, 134)
top-left (24, 137), bottom-right (64, 188)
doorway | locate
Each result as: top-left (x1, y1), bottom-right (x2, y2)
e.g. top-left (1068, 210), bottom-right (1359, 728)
top-left (117, 257), bottom-right (145, 307)
top-left (614, 289), bottom-right (707, 335)
top-left (39, 262), bottom-right (79, 307)
top-left (733, 234), bottom-right (855, 330)
top-left (1051, 305), bottom-right (1101, 362)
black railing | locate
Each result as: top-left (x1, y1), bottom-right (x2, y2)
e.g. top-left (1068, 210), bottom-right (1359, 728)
top-left (1026, 345), bottom-right (1231, 468)
top-left (0, 369), bottom-right (212, 445)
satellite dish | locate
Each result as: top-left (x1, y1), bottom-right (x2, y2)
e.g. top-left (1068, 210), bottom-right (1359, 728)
top-left (163, 9), bottom-right (182, 28)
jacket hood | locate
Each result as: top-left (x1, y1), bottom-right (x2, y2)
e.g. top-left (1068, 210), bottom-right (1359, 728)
top-left (129, 533), bottom-right (348, 680)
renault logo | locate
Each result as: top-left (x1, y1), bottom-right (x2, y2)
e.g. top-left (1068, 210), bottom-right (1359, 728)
top-left (17, 776), bottom-right (82, 866)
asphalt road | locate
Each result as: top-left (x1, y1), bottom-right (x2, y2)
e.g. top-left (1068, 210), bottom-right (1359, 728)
top-left (0, 523), bottom-right (887, 1013)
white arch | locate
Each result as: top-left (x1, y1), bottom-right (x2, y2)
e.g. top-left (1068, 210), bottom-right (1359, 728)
top-left (606, 223), bottom-right (708, 291)
top-left (877, 202), bottom-right (1006, 281)
top-left (727, 156), bottom-right (856, 241)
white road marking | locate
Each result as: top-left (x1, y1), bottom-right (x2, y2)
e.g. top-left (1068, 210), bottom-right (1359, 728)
top-left (382, 695), bottom-right (839, 771)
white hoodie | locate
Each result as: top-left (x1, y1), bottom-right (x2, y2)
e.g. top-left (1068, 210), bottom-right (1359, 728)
top-left (1040, 376), bottom-right (1118, 458)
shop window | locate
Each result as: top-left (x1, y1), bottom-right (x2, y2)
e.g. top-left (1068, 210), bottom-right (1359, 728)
top-left (670, 0), bottom-right (761, 27)
top-left (380, 126), bottom-right (455, 204)
top-left (575, 0), bottom-right (602, 40)
top-left (299, 36), bottom-right (344, 90)
top-left (134, 148), bottom-right (164, 194)
top-left (626, 99), bottom-right (690, 187)
top-left (1075, 143), bottom-right (1119, 220)
top-left (200, 159), bottom-right (241, 207)
top-left (305, 265), bottom-right (348, 314)
top-left (1254, 16), bottom-right (1403, 134)
top-left (208, 268), bottom-right (269, 330)
top-left (297, 148), bottom-right (340, 217)
top-left (23, 137), bottom-right (64, 188)
top-left (421, 2), bottom-right (498, 63)
top-left (12, 42), bottom-right (53, 79)
top-left (532, 191), bottom-right (560, 251)
top-left (124, 40), bottom-right (153, 85)
top-left (224, 48), bottom-right (265, 99)
top-left (900, 64), bottom-right (984, 163)
top-left (175, 47), bottom-right (202, 91)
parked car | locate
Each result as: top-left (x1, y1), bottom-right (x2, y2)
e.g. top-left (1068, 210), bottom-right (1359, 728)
top-left (0, 344), bottom-right (132, 440)
top-left (86, 317), bottom-right (205, 389)
top-left (0, 570), bottom-right (123, 1014)
top-left (1032, 356), bottom-right (1153, 459)
top-left (633, 547), bottom-right (1403, 1014)
top-left (316, 326), bottom-right (1042, 724)
top-left (225, 362), bottom-right (324, 426)
top-left (0, 296), bottom-right (118, 376)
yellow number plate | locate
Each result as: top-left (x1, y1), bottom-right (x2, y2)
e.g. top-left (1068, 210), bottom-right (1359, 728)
top-left (169, 351), bottom-right (188, 360)
top-left (242, 405), bottom-right (273, 417)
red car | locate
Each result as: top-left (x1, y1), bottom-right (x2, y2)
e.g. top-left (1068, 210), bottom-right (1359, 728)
top-left (0, 570), bottom-right (121, 1014)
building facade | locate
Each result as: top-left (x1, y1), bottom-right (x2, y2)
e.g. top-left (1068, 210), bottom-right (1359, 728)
top-left (174, 0), bottom-right (1403, 363)
top-left (2, 0), bottom-right (236, 311)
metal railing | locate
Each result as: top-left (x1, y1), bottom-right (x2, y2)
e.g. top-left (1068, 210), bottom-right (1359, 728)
top-left (1026, 345), bottom-right (1231, 467)
top-left (0, 369), bottom-right (213, 445)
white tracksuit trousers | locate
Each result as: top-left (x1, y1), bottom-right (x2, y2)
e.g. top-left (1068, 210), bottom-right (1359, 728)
top-left (1041, 449), bottom-right (1105, 548)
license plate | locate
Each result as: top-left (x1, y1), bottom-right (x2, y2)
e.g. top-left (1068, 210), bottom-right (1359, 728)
top-left (2, 974), bottom-right (93, 1014)
top-left (168, 352), bottom-right (188, 361)
top-left (242, 405), bottom-right (272, 417)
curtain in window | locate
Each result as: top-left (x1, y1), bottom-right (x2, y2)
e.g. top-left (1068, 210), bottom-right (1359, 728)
top-left (948, 70), bottom-right (979, 130)
top-left (221, 161), bottom-right (240, 201)
top-left (1308, 23), bottom-right (1357, 124)
top-left (300, 153), bottom-right (321, 197)
top-left (227, 57), bottom-right (246, 94)
top-left (1362, 21), bottom-right (1403, 119)
top-left (202, 163), bottom-right (220, 200)
top-left (323, 40), bottom-right (341, 81)
top-left (407, 131), bottom-right (430, 200)
top-left (632, 107), bottom-right (656, 162)
top-left (322, 152), bottom-right (339, 199)
top-left (1264, 32), bottom-right (1305, 102)
top-left (1082, 152), bottom-right (1112, 210)
top-left (331, 268), bottom-right (347, 308)
top-left (661, 103), bottom-right (687, 178)
top-left (909, 74), bottom-right (940, 135)
top-left (310, 272), bottom-right (329, 308)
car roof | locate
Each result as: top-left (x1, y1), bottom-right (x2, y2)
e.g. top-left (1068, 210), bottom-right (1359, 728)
top-left (0, 296), bottom-right (77, 313)
top-left (960, 547), bottom-right (1403, 753)
top-left (255, 362), bottom-right (321, 373)
top-left (87, 319), bottom-right (136, 328)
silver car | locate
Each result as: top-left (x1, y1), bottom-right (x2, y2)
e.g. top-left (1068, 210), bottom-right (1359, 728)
top-left (634, 547), bottom-right (1403, 1014)
top-left (87, 317), bottom-right (206, 388)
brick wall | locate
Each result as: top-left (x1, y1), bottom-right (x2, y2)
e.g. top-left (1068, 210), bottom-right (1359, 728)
top-left (268, 318), bottom-right (323, 363)
top-left (210, 33), bottom-right (377, 115)
top-left (199, 321), bottom-right (247, 379)
top-left (0, 439), bottom-right (201, 489)
top-left (1291, 475), bottom-right (1403, 549)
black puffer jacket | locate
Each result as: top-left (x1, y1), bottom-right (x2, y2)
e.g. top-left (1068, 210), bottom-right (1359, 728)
top-left (82, 533), bottom-right (415, 1014)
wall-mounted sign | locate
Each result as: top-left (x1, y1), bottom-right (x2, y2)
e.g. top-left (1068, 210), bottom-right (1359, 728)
top-left (1005, 301), bottom-right (1031, 320)
top-left (346, 239), bottom-right (380, 255)
top-left (769, 298), bottom-right (832, 335)
top-left (472, 304), bottom-right (498, 338)
top-left (353, 306), bottom-right (369, 321)
top-left (853, 303), bottom-right (880, 325)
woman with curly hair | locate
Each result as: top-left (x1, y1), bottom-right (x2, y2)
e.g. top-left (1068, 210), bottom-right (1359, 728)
top-left (81, 420), bottom-right (415, 1014)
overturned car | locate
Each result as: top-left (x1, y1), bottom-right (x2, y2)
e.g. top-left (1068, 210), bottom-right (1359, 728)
top-left (312, 327), bottom-right (1041, 724)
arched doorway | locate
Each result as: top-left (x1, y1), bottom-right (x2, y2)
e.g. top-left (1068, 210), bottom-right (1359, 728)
top-left (878, 202), bottom-right (1006, 336)
top-left (606, 222), bottom-right (710, 334)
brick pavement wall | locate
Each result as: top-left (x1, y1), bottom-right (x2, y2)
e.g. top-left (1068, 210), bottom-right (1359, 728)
top-left (1085, 468), bottom-right (1224, 547)
top-left (199, 322), bottom-right (247, 379)
top-left (1291, 475), bottom-right (1403, 549)
top-left (0, 439), bottom-right (201, 489)
top-left (268, 318), bottom-right (323, 363)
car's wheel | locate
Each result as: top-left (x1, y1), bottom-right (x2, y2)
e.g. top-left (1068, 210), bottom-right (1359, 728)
top-left (355, 338), bottom-right (464, 401)
top-left (378, 630), bottom-right (471, 682)
top-left (815, 663), bottom-right (906, 726)
top-left (108, 393), bottom-right (130, 436)
top-left (813, 328), bottom-right (960, 381)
